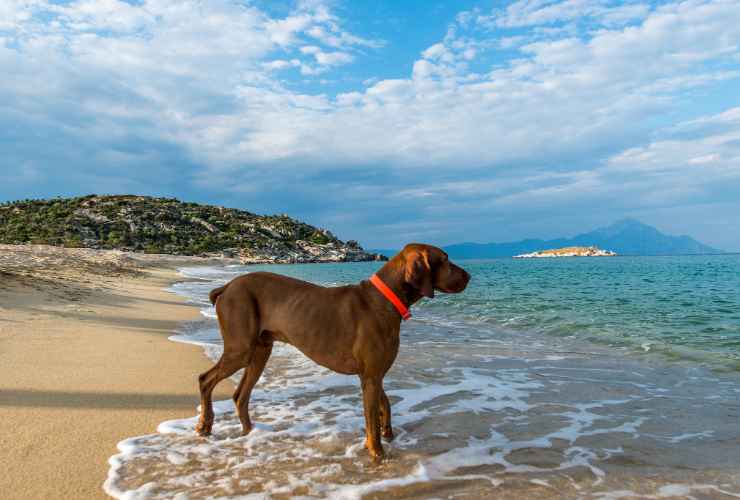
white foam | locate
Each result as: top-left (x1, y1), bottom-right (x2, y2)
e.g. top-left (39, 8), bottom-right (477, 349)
top-left (595, 484), bottom-right (740, 499)
top-left (667, 431), bottom-right (714, 443)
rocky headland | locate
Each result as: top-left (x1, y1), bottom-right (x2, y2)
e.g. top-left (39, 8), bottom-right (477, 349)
top-left (0, 195), bottom-right (385, 264)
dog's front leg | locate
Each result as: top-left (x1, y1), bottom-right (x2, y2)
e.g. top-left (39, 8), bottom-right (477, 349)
top-left (360, 375), bottom-right (384, 463)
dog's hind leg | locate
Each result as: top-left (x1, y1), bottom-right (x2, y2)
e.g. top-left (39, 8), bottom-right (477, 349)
top-left (196, 295), bottom-right (259, 437)
top-left (379, 388), bottom-right (394, 441)
top-left (195, 351), bottom-right (250, 436)
top-left (233, 334), bottom-right (273, 435)
top-left (232, 367), bottom-right (249, 407)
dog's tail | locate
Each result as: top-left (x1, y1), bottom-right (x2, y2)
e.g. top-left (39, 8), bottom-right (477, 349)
top-left (209, 284), bottom-right (228, 305)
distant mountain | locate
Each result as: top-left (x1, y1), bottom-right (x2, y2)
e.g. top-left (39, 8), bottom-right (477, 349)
top-left (444, 218), bottom-right (724, 259)
top-left (0, 195), bottom-right (385, 263)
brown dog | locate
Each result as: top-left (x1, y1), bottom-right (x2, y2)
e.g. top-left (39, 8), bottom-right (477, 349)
top-left (195, 243), bottom-right (470, 462)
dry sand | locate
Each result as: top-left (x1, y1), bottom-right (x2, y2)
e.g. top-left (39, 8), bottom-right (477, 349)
top-left (0, 244), bottom-right (233, 500)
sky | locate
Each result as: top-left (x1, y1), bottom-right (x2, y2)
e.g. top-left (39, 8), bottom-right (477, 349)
top-left (1, 0), bottom-right (740, 250)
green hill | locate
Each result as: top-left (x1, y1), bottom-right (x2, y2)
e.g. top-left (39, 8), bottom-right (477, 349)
top-left (0, 195), bottom-right (384, 263)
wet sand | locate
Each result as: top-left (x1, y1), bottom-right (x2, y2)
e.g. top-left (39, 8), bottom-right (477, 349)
top-left (0, 245), bottom-right (233, 499)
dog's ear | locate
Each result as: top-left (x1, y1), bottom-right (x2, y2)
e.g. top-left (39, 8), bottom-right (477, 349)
top-left (404, 250), bottom-right (434, 298)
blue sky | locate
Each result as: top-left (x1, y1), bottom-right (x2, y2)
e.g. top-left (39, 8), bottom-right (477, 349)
top-left (1, 0), bottom-right (740, 250)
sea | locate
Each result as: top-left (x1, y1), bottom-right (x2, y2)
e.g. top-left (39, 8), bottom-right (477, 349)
top-left (105, 255), bottom-right (740, 499)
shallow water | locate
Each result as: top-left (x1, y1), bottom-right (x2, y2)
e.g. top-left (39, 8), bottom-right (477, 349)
top-left (105, 257), bottom-right (740, 499)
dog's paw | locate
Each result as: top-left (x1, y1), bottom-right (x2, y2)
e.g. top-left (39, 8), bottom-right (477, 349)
top-left (381, 427), bottom-right (394, 441)
top-left (195, 420), bottom-right (212, 436)
top-left (369, 450), bottom-right (385, 465)
top-left (365, 438), bottom-right (385, 464)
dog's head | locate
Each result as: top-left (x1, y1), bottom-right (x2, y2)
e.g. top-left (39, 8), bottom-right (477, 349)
top-left (400, 243), bottom-right (470, 298)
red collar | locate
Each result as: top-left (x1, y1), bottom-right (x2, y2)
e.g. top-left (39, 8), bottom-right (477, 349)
top-left (369, 274), bottom-right (411, 321)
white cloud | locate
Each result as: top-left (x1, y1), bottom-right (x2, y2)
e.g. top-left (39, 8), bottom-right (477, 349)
top-left (5, 0), bottom-right (737, 176)
top-left (51, 0), bottom-right (155, 33)
top-left (0, 2), bottom-right (32, 31)
top-left (1, 0), bottom-right (740, 247)
top-left (1, 0), bottom-right (378, 165)
top-left (607, 107), bottom-right (740, 175)
top-left (263, 59), bottom-right (302, 71)
top-left (422, 43), bottom-right (447, 59)
top-left (297, 45), bottom-right (353, 72)
top-left (300, 45), bottom-right (321, 55)
top-left (314, 50), bottom-right (353, 66)
top-left (688, 153), bottom-right (721, 164)
top-left (305, 24), bottom-right (384, 49)
top-left (490, 0), bottom-right (651, 28)
top-left (384, 103), bottom-right (740, 231)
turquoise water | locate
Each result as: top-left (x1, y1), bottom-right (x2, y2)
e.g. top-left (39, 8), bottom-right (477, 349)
top-left (106, 254), bottom-right (740, 498)
top-left (228, 254), bottom-right (740, 368)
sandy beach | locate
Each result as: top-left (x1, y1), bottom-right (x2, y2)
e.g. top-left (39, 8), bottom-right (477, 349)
top-left (0, 244), bottom-right (233, 500)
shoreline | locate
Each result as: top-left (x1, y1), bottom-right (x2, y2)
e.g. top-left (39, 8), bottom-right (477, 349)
top-left (0, 245), bottom-right (233, 499)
